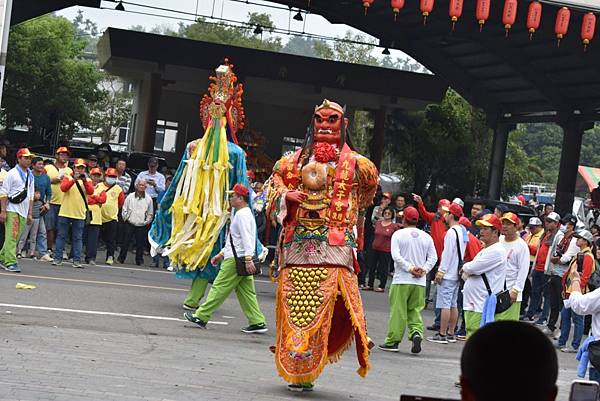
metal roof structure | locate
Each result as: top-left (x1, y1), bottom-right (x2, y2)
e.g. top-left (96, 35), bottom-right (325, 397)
top-left (269, 0), bottom-right (600, 126)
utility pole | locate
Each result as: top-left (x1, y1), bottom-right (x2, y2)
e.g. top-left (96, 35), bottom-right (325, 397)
top-left (0, 0), bottom-right (13, 107)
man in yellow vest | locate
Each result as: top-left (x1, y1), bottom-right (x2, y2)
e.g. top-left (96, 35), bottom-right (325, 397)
top-left (45, 147), bottom-right (72, 255)
top-left (85, 168), bottom-right (106, 266)
top-left (52, 159), bottom-right (93, 268)
top-left (99, 168), bottom-right (125, 265)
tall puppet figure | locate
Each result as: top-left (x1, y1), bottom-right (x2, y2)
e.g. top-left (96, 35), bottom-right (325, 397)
top-left (269, 99), bottom-right (378, 391)
top-left (149, 61), bottom-right (251, 308)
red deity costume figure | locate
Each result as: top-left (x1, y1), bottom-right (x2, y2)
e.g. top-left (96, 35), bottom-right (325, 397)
top-left (269, 99), bottom-right (378, 391)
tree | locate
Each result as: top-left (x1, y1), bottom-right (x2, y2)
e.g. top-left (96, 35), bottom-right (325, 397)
top-left (178, 13), bottom-right (282, 52)
top-left (89, 74), bottom-right (133, 143)
top-left (3, 15), bottom-right (103, 141)
top-left (72, 9), bottom-right (99, 54)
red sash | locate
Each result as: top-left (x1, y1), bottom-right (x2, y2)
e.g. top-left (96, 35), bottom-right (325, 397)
top-left (327, 144), bottom-right (356, 246)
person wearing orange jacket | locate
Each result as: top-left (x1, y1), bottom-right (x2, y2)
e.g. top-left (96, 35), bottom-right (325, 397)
top-left (98, 168), bottom-right (125, 265)
top-left (557, 230), bottom-right (596, 353)
top-left (85, 168), bottom-right (107, 265)
top-left (52, 159), bottom-right (94, 268)
top-left (413, 194), bottom-right (450, 331)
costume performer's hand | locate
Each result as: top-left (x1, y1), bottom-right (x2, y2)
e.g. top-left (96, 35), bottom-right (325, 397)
top-left (285, 191), bottom-right (308, 204)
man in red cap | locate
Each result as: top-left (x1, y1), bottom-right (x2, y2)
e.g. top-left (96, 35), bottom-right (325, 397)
top-left (52, 159), bottom-right (94, 268)
top-left (185, 183), bottom-right (267, 333)
top-left (0, 148), bottom-right (35, 272)
top-left (97, 168), bottom-right (125, 265)
top-left (428, 203), bottom-right (467, 344)
top-left (461, 214), bottom-right (508, 337)
top-left (497, 212), bottom-right (530, 322)
top-left (378, 206), bottom-right (437, 354)
top-left (44, 146), bottom-right (72, 253)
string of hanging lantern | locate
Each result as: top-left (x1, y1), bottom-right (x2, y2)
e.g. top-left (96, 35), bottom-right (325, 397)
top-left (363, 0), bottom-right (598, 50)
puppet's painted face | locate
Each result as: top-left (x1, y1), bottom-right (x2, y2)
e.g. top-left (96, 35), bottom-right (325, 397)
top-left (313, 108), bottom-right (346, 145)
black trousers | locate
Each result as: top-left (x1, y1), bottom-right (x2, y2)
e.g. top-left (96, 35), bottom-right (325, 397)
top-left (367, 249), bottom-right (391, 289)
top-left (118, 223), bottom-right (148, 264)
top-left (546, 275), bottom-right (563, 331)
top-left (357, 250), bottom-right (368, 285)
top-left (520, 274), bottom-right (532, 317)
top-left (102, 220), bottom-right (118, 259)
top-left (85, 225), bottom-right (101, 262)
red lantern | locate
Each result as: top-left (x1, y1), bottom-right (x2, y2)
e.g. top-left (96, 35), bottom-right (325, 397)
top-left (503, 0), bottom-right (518, 37)
top-left (449, 0), bottom-right (463, 30)
top-left (555, 7), bottom-right (571, 47)
top-left (527, 1), bottom-right (542, 40)
top-left (421, 0), bottom-right (435, 25)
top-left (581, 12), bottom-right (596, 51)
top-left (391, 0), bottom-right (405, 21)
top-left (476, 0), bottom-right (491, 32)
top-left (362, 0), bottom-right (375, 16)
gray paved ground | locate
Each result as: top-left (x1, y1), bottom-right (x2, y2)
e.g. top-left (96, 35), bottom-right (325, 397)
top-left (0, 258), bottom-right (582, 400)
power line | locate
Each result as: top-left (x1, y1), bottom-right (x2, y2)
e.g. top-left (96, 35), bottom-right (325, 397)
top-left (100, 1), bottom-right (382, 49)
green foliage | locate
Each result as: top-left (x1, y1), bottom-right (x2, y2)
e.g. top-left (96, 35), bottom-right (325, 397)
top-left (3, 15), bottom-right (103, 140)
top-left (178, 13), bottom-right (282, 52)
top-left (89, 74), bottom-right (133, 142)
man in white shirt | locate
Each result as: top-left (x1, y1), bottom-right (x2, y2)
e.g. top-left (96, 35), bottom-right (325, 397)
top-left (378, 207), bottom-right (437, 354)
top-left (0, 148), bottom-right (35, 272)
top-left (118, 180), bottom-right (154, 266)
top-left (184, 183), bottom-right (267, 333)
top-left (428, 203), bottom-right (467, 344)
top-left (462, 214), bottom-right (508, 337)
top-left (497, 212), bottom-right (530, 322)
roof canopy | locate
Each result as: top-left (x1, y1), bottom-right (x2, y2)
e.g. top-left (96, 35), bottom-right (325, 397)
top-left (273, 0), bottom-right (600, 126)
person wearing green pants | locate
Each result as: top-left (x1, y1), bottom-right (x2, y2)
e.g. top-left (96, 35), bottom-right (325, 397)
top-left (0, 148), bottom-right (35, 273)
top-left (184, 183), bottom-right (267, 333)
top-left (497, 212), bottom-right (530, 322)
top-left (462, 214), bottom-right (507, 338)
top-left (378, 206), bottom-right (437, 354)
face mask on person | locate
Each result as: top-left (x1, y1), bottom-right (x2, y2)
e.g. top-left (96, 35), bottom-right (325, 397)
top-left (106, 177), bottom-right (117, 185)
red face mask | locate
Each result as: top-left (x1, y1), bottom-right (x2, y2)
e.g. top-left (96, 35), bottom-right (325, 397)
top-left (313, 108), bottom-right (347, 146)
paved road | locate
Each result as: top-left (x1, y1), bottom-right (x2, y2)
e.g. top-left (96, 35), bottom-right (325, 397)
top-left (0, 259), bottom-right (581, 400)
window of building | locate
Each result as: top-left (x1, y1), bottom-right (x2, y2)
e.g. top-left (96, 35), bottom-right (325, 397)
top-left (154, 120), bottom-right (178, 153)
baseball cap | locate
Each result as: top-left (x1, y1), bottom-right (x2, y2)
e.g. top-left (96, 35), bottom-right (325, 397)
top-left (527, 217), bottom-right (543, 227)
top-left (87, 154), bottom-right (98, 161)
top-left (574, 229), bottom-right (594, 244)
top-left (495, 204), bottom-right (509, 214)
top-left (501, 212), bottom-right (521, 226)
top-left (459, 216), bottom-right (472, 228)
top-left (403, 206), bottom-right (419, 223)
top-left (443, 203), bottom-right (463, 218)
top-left (382, 192), bottom-right (392, 199)
top-left (56, 146), bottom-right (70, 155)
top-left (561, 214), bottom-right (578, 226)
top-left (476, 214), bottom-right (503, 232)
top-left (105, 168), bottom-right (118, 177)
top-left (90, 167), bottom-right (102, 175)
top-left (73, 158), bottom-right (86, 167)
top-left (452, 197), bottom-right (464, 208)
top-left (545, 212), bottom-right (561, 223)
top-left (438, 199), bottom-right (451, 208)
top-left (16, 148), bottom-right (33, 158)
top-left (228, 183), bottom-right (249, 197)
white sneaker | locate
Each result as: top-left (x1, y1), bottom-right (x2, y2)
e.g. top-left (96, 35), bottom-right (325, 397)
top-left (561, 346), bottom-right (578, 353)
top-left (39, 254), bottom-right (53, 262)
top-left (106, 256), bottom-right (114, 265)
top-left (541, 327), bottom-right (556, 337)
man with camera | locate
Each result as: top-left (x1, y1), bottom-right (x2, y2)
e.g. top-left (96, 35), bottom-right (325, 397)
top-left (0, 148), bottom-right (35, 272)
top-left (52, 159), bottom-right (94, 268)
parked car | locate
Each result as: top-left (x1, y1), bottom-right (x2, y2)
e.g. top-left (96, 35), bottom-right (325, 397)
top-left (464, 198), bottom-right (538, 225)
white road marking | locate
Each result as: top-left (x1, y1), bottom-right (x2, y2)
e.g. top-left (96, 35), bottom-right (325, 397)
top-left (0, 303), bottom-right (228, 325)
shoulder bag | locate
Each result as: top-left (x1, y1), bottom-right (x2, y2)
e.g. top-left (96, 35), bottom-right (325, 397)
top-left (481, 273), bottom-right (512, 314)
top-left (8, 169), bottom-right (30, 204)
top-left (74, 178), bottom-right (92, 225)
top-left (230, 232), bottom-right (261, 277)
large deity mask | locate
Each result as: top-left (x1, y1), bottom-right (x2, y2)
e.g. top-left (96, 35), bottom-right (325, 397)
top-left (312, 99), bottom-right (348, 147)
top-left (199, 59), bottom-right (245, 143)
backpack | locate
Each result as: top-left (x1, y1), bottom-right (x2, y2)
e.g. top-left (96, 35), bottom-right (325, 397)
top-left (580, 253), bottom-right (600, 291)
